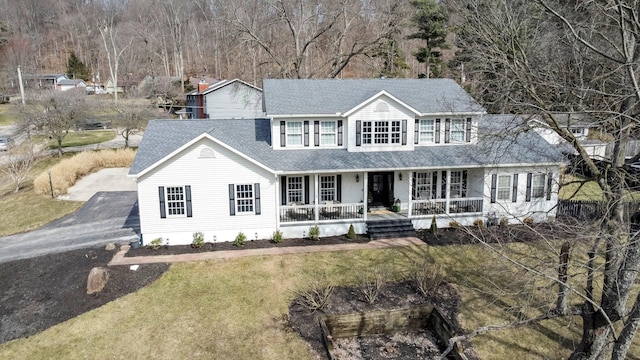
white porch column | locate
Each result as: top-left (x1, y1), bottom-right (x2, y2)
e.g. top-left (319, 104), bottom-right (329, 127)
top-left (445, 170), bottom-right (451, 213)
top-left (408, 171), bottom-right (413, 218)
top-left (363, 172), bottom-right (368, 221)
top-left (314, 174), bottom-right (319, 222)
top-left (275, 174), bottom-right (281, 229)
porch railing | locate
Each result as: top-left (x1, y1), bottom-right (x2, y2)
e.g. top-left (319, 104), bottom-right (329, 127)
top-left (279, 203), bottom-right (364, 223)
top-left (411, 197), bottom-right (483, 216)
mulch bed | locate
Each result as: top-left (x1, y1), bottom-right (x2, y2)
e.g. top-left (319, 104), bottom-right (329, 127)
top-left (125, 234), bottom-right (371, 257)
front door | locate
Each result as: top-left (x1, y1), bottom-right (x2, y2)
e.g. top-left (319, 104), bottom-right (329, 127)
top-left (368, 172), bottom-right (394, 207)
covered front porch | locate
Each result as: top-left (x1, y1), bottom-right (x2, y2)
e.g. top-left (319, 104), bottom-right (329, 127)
top-left (277, 169), bottom-right (485, 226)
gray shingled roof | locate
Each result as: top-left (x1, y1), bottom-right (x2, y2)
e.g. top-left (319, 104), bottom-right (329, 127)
top-left (129, 116), bottom-right (564, 176)
top-left (262, 78), bottom-right (485, 115)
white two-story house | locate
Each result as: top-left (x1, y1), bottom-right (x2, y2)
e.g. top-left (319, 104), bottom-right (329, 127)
top-left (128, 78), bottom-right (564, 245)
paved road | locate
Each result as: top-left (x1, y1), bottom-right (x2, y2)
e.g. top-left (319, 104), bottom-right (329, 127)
top-left (0, 191), bottom-right (140, 263)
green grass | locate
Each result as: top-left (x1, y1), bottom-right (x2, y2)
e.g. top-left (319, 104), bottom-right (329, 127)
top-left (0, 155), bottom-right (83, 236)
top-left (559, 175), bottom-right (603, 200)
top-left (2, 239), bottom-right (636, 359)
top-left (33, 130), bottom-right (116, 149)
top-left (0, 105), bottom-right (19, 126)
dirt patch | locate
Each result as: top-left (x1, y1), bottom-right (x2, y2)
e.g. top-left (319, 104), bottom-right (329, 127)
top-left (0, 246), bottom-right (168, 344)
top-left (288, 280), bottom-right (466, 360)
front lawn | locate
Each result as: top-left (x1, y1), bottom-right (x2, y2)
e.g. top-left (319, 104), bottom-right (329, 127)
top-left (32, 130), bottom-right (116, 149)
top-left (2, 236), bottom-right (633, 359)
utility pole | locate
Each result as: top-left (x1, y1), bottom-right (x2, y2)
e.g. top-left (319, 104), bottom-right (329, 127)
top-left (17, 66), bottom-right (25, 106)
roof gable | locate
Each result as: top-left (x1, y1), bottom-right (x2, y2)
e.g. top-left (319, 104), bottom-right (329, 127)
top-left (342, 90), bottom-right (421, 117)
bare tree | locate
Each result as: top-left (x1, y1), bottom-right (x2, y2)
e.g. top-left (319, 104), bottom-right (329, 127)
top-left (113, 104), bottom-right (155, 148)
top-left (1, 139), bottom-right (43, 193)
top-left (25, 89), bottom-right (85, 156)
top-left (98, 2), bottom-right (134, 105)
top-left (449, 0), bottom-right (640, 358)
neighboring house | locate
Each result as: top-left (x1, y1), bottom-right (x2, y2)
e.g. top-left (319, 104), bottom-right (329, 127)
top-left (57, 79), bottom-right (87, 91)
top-left (185, 79), bottom-right (263, 119)
top-left (104, 75), bottom-right (146, 94)
top-left (528, 113), bottom-right (607, 159)
top-left (129, 78), bottom-right (564, 245)
top-left (23, 74), bottom-right (68, 89)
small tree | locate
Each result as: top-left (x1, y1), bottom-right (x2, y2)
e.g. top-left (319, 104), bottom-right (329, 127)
top-left (1, 140), bottom-right (43, 193)
top-left (114, 105), bottom-right (155, 148)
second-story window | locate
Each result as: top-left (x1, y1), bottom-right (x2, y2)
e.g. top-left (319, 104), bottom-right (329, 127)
top-left (451, 119), bottom-right (466, 142)
top-left (419, 119), bottom-right (434, 143)
top-left (362, 121), bottom-right (401, 144)
top-left (287, 121), bottom-right (303, 146)
top-left (320, 121), bottom-right (336, 145)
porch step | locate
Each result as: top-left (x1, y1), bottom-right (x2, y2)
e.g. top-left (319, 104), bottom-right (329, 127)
top-left (366, 219), bottom-right (416, 240)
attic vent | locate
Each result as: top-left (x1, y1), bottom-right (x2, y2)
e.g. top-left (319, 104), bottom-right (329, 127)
top-left (199, 147), bottom-right (215, 158)
top-left (375, 101), bottom-right (389, 112)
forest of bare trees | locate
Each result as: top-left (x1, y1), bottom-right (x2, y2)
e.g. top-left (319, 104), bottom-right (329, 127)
top-left (0, 0), bottom-right (445, 92)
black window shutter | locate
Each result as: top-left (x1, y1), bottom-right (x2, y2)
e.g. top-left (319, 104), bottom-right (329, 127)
top-left (414, 119), bottom-right (419, 144)
top-left (402, 119), bottom-right (407, 145)
top-left (314, 121), bottom-right (320, 146)
top-left (432, 172), bottom-right (438, 199)
top-left (445, 118), bottom-right (451, 143)
top-left (435, 119), bottom-right (441, 144)
top-left (304, 121), bottom-right (309, 147)
top-left (304, 176), bottom-right (310, 204)
top-left (336, 175), bottom-right (342, 202)
top-left (337, 120), bottom-right (343, 146)
top-left (158, 186), bottom-right (166, 218)
top-left (185, 185), bottom-right (192, 217)
top-left (462, 170), bottom-right (468, 197)
top-left (490, 174), bottom-right (497, 203)
top-left (229, 184), bottom-right (236, 216)
top-left (356, 120), bottom-right (362, 146)
top-left (546, 173), bottom-right (553, 200)
top-left (466, 118), bottom-right (472, 142)
top-left (254, 183), bottom-right (261, 215)
top-left (441, 171), bottom-right (447, 198)
top-left (512, 174), bottom-right (518, 202)
top-left (526, 173), bottom-right (532, 202)
top-left (281, 176), bottom-right (287, 205)
top-left (280, 121), bottom-right (286, 147)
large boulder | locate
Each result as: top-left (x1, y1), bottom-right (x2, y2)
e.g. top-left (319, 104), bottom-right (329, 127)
top-left (87, 267), bottom-right (110, 295)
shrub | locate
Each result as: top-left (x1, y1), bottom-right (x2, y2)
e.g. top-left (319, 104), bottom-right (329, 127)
top-left (347, 224), bottom-right (356, 239)
top-left (357, 268), bottom-right (389, 305)
top-left (34, 148), bottom-right (136, 196)
top-left (473, 219), bottom-right (484, 227)
top-left (411, 260), bottom-right (445, 297)
top-left (523, 217), bottom-right (535, 226)
top-left (292, 272), bottom-right (335, 311)
top-left (192, 232), bottom-right (204, 248)
top-left (430, 215), bottom-right (438, 234)
top-left (448, 221), bottom-right (460, 228)
top-left (271, 229), bottom-right (283, 243)
top-left (234, 232), bottom-right (247, 247)
top-left (309, 225), bottom-right (320, 241)
top-left (499, 217), bottom-right (509, 228)
top-left (149, 237), bottom-right (163, 250)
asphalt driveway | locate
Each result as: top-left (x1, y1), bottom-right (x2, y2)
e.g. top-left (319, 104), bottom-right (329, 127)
top-left (0, 191), bottom-right (140, 263)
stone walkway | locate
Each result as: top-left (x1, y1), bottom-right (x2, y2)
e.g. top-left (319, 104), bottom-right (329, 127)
top-left (108, 237), bottom-right (425, 266)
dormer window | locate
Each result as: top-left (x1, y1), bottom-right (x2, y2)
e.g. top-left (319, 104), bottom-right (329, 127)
top-left (444, 118), bottom-right (472, 143)
top-left (320, 121), bottom-right (337, 145)
top-left (450, 119), bottom-right (466, 142)
top-left (419, 119), bottom-right (435, 143)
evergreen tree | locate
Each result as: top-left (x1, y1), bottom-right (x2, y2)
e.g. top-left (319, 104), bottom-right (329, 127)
top-left (407, 0), bottom-right (449, 78)
top-left (66, 52), bottom-right (90, 81)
